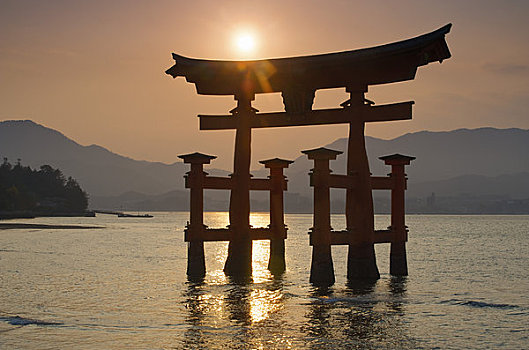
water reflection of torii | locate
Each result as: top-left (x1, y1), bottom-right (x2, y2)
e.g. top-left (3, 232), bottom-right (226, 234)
top-left (166, 24), bottom-right (452, 285)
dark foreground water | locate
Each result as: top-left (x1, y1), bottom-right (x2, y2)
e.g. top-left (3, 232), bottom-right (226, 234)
top-left (1, 213), bottom-right (528, 349)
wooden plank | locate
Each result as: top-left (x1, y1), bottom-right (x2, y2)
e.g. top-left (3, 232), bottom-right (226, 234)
top-left (204, 176), bottom-right (231, 190)
top-left (250, 227), bottom-right (275, 240)
top-left (324, 229), bottom-right (394, 245)
top-left (250, 178), bottom-right (272, 191)
top-left (188, 228), bottom-right (230, 241)
top-left (374, 229), bottom-right (393, 244)
top-left (185, 227), bottom-right (274, 241)
top-left (202, 176), bottom-right (273, 191)
top-left (370, 176), bottom-right (394, 190)
top-left (202, 174), bottom-right (397, 191)
top-left (329, 174), bottom-right (356, 189)
top-left (328, 230), bottom-right (351, 245)
top-left (199, 102), bottom-right (413, 130)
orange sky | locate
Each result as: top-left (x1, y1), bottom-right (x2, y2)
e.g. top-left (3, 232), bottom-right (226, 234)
top-left (1, 0), bottom-right (528, 170)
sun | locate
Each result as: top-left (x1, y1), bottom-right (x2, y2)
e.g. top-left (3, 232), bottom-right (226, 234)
top-left (234, 31), bottom-right (257, 56)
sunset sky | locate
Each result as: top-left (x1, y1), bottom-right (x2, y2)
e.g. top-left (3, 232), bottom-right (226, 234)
top-left (1, 0), bottom-right (528, 169)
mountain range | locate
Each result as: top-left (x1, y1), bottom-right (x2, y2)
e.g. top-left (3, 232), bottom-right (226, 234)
top-left (0, 120), bottom-right (188, 196)
top-left (1, 120), bottom-right (528, 212)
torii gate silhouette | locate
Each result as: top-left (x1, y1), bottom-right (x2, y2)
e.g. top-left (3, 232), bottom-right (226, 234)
top-left (166, 24), bottom-right (452, 285)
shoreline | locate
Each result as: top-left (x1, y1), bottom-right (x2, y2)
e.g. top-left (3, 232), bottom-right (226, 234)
top-left (0, 223), bottom-right (104, 230)
top-left (0, 211), bottom-right (95, 220)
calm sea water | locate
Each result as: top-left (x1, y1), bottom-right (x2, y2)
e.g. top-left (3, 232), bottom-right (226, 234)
top-left (1, 213), bottom-right (528, 349)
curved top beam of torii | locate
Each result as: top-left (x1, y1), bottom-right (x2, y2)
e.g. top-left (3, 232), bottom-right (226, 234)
top-left (165, 24), bottom-right (451, 102)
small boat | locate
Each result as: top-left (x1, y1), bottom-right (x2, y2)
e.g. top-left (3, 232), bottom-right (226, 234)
top-left (117, 213), bottom-right (153, 218)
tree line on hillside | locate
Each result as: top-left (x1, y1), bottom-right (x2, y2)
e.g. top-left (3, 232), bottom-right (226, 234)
top-left (0, 158), bottom-right (88, 213)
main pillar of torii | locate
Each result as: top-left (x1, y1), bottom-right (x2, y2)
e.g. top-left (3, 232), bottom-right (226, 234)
top-left (224, 92), bottom-right (254, 276)
top-left (166, 24), bottom-right (452, 280)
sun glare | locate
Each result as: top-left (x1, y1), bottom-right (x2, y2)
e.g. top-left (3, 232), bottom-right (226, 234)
top-left (234, 31), bottom-right (257, 56)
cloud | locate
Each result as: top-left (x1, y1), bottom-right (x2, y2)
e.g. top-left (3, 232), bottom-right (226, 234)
top-left (482, 62), bottom-right (529, 75)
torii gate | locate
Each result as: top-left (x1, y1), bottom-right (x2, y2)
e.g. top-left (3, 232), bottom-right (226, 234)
top-left (166, 24), bottom-right (452, 284)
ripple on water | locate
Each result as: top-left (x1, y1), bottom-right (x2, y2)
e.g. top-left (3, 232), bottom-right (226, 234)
top-left (0, 213), bottom-right (528, 349)
top-left (440, 298), bottom-right (521, 309)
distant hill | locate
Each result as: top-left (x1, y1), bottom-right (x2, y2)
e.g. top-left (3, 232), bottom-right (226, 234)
top-left (284, 128), bottom-right (529, 197)
top-left (2, 120), bottom-right (528, 211)
top-left (90, 190), bottom-right (189, 211)
top-left (0, 120), bottom-right (226, 198)
top-left (408, 172), bottom-right (529, 199)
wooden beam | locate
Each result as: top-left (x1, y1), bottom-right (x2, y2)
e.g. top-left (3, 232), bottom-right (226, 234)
top-left (201, 176), bottom-right (275, 191)
top-left (199, 102), bottom-right (413, 130)
top-left (185, 227), bottom-right (275, 242)
top-left (323, 229), bottom-right (395, 245)
top-left (329, 174), bottom-right (355, 189)
top-left (370, 176), bottom-right (395, 190)
top-left (327, 175), bottom-right (396, 190)
top-left (201, 176), bottom-right (286, 191)
top-left (203, 176), bottom-right (231, 190)
top-left (250, 178), bottom-right (273, 191)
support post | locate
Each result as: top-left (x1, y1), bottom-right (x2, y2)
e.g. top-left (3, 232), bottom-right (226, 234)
top-left (224, 94), bottom-right (254, 278)
top-left (260, 158), bottom-right (294, 275)
top-left (380, 154), bottom-right (415, 276)
top-left (345, 94), bottom-right (380, 280)
top-left (178, 152), bottom-right (217, 280)
top-left (302, 148), bottom-right (342, 286)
